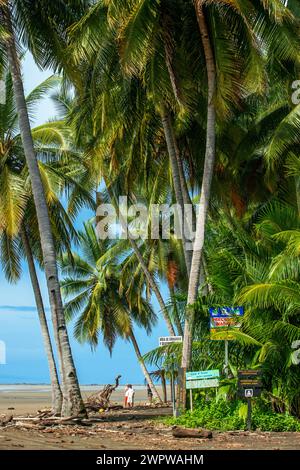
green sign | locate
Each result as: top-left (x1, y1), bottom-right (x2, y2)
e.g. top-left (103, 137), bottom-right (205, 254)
top-left (186, 370), bottom-right (220, 380)
top-left (186, 378), bottom-right (219, 389)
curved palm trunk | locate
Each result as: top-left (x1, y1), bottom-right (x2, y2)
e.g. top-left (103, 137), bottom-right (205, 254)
top-left (105, 186), bottom-right (176, 336)
top-left (169, 285), bottom-right (183, 337)
top-left (181, 1), bottom-right (216, 370)
top-left (129, 330), bottom-right (162, 403)
top-left (161, 108), bottom-right (193, 275)
top-left (21, 226), bottom-right (63, 414)
top-left (3, 6), bottom-right (85, 417)
top-left (127, 237), bottom-right (176, 336)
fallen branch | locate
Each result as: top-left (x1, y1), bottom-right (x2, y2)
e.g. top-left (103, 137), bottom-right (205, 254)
top-left (172, 426), bottom-right (212, 439)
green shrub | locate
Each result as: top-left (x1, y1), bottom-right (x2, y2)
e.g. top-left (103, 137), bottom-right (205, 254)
top-left (164, 399), bottom-right (300, 432)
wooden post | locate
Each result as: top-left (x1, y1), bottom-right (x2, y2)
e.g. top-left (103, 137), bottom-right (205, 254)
top-left (171, 372), bottom-right (176, 418)
top-left (247, 397), bottom-right (252, 431)
top-left (189, 389), bottom-right (193, 412)
top-left (224, 340), bottom-right (229, 377)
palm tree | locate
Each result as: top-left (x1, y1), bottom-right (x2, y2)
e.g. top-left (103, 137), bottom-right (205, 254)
top-left (63, 60), bottom-right (177, 335)
top-left (0, 70), bottom-right (65, 412)
top-left (60, 221), bottom-right (162, 402)
top-left (0, 2), bottom-right (86, 416)
top-left (0, 68), bottom-right (95, 414)
top-left (181, 0), bottom-right (300, 371)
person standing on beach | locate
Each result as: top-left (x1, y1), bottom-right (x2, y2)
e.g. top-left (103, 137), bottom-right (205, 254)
top-left (147, 383), bottom-right (153, 404)
top-left (124, 384), bottom-right (129, 408)
top-left (125, 384), bottom-right (135, 408)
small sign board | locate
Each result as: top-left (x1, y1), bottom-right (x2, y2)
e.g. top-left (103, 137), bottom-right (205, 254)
top-left (209, 306), bottom-right (244, 341)
top-left (186, 370), bottom-right (220, 381)
top-left (186, 369), bottom-right (220, 390)
top-left (186, 378), bottom-right (219, 390)
top-left (238, 370), bottom-right (262, 398)
top-left (159, 336), bottom-right (182, 347)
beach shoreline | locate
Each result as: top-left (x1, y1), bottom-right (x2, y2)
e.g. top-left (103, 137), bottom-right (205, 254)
top-left (0, 384), bottom-right (167, 416)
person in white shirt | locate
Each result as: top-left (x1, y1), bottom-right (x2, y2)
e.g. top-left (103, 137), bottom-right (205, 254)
top-left (124, 384), bottom-right (129, 408)
top-left (125, 384), bottom-right (135, 408)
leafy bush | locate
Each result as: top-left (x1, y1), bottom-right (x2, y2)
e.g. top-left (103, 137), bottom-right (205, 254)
top-left (164, 399), bottom-right (300, 432)
top-left (252, 409), bottom-right (300, 432)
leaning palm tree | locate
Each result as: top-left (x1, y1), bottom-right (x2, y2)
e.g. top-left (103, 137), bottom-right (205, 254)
top-left (60, 221), bottom-right (162, 402)
top-left (0, 70), bottom-right (65, 413)
top-left (0, 1), bottom-right (86, 416)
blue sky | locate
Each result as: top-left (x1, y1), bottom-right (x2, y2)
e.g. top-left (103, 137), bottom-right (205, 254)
top-left (0, 54), bottom-right (169, 385)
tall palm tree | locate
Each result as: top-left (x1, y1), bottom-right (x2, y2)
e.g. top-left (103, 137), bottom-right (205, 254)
top-left (0, 2), bottom-right (86, 416)
top-left (60, 221), bottom-right (162, 402)
top-left (63, 60), bottom-right (177, 335)
top-left (0, 70), bottom-right (65, 413)
top-left (181, 0), bottom-right (300, 371)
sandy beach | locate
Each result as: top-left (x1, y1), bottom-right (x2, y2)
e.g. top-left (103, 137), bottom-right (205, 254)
top-left (1, 385), bottom-right (300, 450)
top-left (0, 384), bottom-right (166, 416)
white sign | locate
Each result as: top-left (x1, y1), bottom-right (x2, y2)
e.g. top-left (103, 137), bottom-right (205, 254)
top-left (159, 336), bottom-right (182, 347)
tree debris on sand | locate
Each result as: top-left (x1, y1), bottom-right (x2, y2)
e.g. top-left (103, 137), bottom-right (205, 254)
top-left (85, 375), bottom-right (122, 411)
top-left (172, 426), bottom-right (212, 439)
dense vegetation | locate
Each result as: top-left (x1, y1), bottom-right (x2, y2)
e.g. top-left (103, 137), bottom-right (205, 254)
top-left (0, 0), bottom-right (300, 428)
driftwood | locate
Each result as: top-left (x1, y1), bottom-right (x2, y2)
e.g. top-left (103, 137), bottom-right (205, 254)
top-left (85, 375), bottom-right (121, 411)
top-left (12, 415), bottom-right (86, 428)
top-left (0, 414), bottom-right (13, 426)
top-left (172, 426), bottom-right (213, 439)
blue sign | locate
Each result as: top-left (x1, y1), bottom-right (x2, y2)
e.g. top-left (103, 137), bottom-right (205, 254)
top-left (186, 369), bottom-right (220, 381)
top-left (209, 306), bottom-right (244, 318)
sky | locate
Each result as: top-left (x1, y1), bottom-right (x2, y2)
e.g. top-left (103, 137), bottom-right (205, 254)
top-left (0, 54), bottom-right (169, 385)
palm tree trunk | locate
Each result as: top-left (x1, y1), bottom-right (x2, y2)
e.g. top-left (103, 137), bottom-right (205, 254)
top-left (181, 0), bottom-right (216, 370)
top-left (169, 285), bottom-right (183, 336)
top-left (21, 226), bottom-right (63, 414)
top-left (128, 237), bottom-right (176, 335)
top-left (129, 330), bottom-right (163, 403)
top-left (161, 108), bottom-right (193, 274)
top-left (3, 5), bottom-right (86, 417)
top-left (161, 370), bottom-right (167, 403)
top-left (105, 185), bottom-right (176, 336)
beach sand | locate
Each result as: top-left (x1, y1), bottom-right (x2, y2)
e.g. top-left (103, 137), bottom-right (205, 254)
top-left (1, 385), bottom-right (300, 450)
top-left (0, 385), bottom-right (164, 416)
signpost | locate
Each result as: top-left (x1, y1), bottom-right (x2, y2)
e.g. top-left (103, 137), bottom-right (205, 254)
top-left (238, 370), bottom-right (262, 430)
top-left (209, 307), bottom-right (244, 377)
top-left (159, 336), bottom-right (182, 347)
top-left (186, 378), bottom-right (219, 389)
top-left (186, 369), bottom-right (220, 410)
top-left (209, 306), bottom-right (244, 340)
top-left (186, 370), bottom-right (219, 380)
top-left (158, 336), bottom-right (182, 417)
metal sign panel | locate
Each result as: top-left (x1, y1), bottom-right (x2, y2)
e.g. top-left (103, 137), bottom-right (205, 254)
top-left (209, 306), bottom-right (244, 341)
top-left (186, 370), bottom-right (220, 381)
top-left (159, 336), bottom-right (182, 347)
top-left (238, 370), bottom-right (263, 398)
top-left (186, 378), bottom-right (219, 389)
top-left (238, 370), bottom-right (261, 378)
top-left (238, 387), bottom-right (261, 398)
